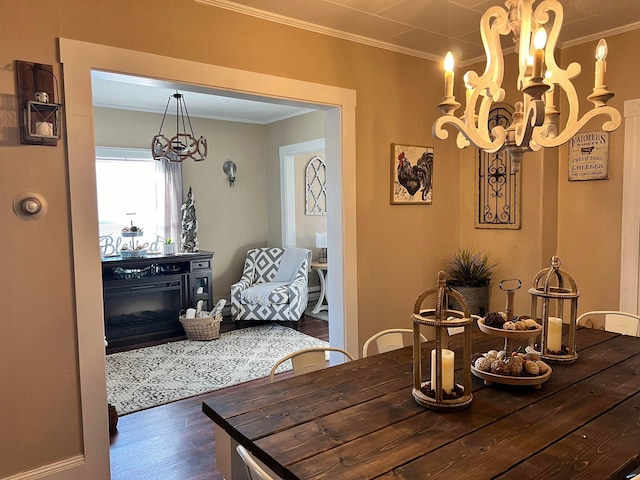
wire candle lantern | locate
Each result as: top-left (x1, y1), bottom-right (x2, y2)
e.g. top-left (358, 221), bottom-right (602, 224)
top-left (412, 271), bottom-right (473, 410)
top-left (528, 256), bottom-right (579, 363)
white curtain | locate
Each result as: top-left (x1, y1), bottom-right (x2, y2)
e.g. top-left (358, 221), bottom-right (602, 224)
top-left (156, 159), bottom-right (183, 245)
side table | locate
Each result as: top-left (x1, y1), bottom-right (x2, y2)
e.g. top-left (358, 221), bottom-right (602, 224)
top-left (310, 262), bottom-right (328, 314)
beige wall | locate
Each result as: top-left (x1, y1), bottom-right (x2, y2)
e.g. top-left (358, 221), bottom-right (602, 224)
top-left (263, 111), bottom-right (326, 247)
top-left (556, 31), bottom-right (640, 312)
top-left (1, 0), bottom-right (639, 477)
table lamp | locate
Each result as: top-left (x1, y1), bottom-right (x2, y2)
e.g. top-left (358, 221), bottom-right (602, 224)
top-left (315, 232), bottom-right (327, 263)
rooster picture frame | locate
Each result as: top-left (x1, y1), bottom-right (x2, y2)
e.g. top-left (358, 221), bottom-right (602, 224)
top-left (391, 143), bottom-right (434, 205)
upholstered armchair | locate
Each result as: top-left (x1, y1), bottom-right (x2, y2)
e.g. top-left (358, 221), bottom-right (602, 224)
top-left (231, 247), bottom-right (311, 327)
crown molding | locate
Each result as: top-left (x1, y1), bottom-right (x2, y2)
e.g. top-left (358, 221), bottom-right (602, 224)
top-left (196, 0), bottom-right (640, 68)
top-left (560, 21), bottom-right (640, 50)
top-left (195, 0), bottom-right (442, 62)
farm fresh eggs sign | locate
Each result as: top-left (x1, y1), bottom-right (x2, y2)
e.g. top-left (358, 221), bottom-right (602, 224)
top-left (568, 130), bottom-right (609, 181)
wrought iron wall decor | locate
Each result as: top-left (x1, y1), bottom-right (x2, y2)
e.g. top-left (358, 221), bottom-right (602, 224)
top-left (476, 105), bottom-right (521, 229)
top-left (305, 155), bottom-right (326, 215)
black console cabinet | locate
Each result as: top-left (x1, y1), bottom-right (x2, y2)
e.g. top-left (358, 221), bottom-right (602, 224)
top-left (102, 251), bottom-right (214, 352)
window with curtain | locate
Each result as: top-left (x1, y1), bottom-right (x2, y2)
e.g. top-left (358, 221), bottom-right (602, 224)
top-left (95, 147), bottom-right (183, 256)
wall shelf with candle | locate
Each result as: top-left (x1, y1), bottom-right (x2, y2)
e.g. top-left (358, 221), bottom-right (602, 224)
top-left (15, 60), bottom-right (62, 146)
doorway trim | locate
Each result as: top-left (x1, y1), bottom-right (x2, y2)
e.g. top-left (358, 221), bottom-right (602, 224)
top-left (280, 138), bottom-right (326, 248)
top-left (59, 38), bottom-right (357, 477)
top-left (620, 98), bottom-right (640, 313)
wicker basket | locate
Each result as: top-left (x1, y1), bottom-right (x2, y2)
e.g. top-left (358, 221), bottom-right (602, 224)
top-left (179, 312), bottom-right (222, 341)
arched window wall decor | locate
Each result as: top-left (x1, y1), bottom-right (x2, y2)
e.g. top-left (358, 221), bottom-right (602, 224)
top-left (305, 155), bottom-right (327, 215)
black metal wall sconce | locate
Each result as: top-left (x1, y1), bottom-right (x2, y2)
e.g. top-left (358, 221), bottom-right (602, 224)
top-left (15, 61), bottom-right (62, 146)
top-left (223, 160), bottom-right (237, 187)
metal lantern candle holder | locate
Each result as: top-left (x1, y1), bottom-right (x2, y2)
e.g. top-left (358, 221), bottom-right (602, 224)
top-left (412, 271), bottom-right (473, 411)
top-left (528, 256), bottom-right (579, 363)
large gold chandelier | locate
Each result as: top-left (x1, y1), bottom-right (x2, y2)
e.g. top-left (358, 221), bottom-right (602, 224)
top-left (432, 0), bottom-right (621, 173)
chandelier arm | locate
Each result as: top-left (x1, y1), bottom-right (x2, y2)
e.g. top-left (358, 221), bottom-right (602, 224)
top-left (433, 115), bottom-right (505, 153)
top-left (158, 96), bottom-right (172, 135)
top-left (450, 6), bottom-right (510, 151)
top-left (534, 106), bottom-right (621, 148)
top-left (181, 96), bottom-right (198, 137)
top-left (515, 98), bottom-right (545, 150)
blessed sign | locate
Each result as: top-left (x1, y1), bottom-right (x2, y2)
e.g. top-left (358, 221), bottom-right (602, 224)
top-left (568, 130), bottom-right (609, 181)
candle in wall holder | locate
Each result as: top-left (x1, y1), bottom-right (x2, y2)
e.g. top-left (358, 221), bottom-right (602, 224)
top-left (35, 121), bottom-right (53, 137)
top-left (431, 348), bottom-right (455, 393)
top-left (547, 316), bottom-right (563, 353)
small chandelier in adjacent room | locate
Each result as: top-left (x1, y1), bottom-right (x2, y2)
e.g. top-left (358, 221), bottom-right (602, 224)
top-left (432, 0), bottom-right (621, 173)
top-left (152, 91), bottom-right (207, 162)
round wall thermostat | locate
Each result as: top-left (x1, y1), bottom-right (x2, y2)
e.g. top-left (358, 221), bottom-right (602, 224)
top-left (12, 192), bottom-right (48, 221)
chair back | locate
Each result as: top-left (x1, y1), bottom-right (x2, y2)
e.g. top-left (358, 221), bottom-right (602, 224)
top-left (269, 347), bottom-right (354, 382)
top-left (576, 310), bottom-right (640, 337)
top-left (244, 247), bottom-right (311, 284)
top-left (362, 328), bottom-right (429, 358)
top-left (236, 445), bottom-right (280, 480)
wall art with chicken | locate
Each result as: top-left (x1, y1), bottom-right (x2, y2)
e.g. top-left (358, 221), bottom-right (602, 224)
top-left (391, 144), bottom-right (434, 204)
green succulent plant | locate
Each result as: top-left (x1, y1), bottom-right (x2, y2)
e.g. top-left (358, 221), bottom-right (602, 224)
top-left (443, 247), bottom-right (497, 287)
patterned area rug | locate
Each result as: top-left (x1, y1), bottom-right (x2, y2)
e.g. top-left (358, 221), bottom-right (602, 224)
top-left (106, 324), bottom-right (328, 415)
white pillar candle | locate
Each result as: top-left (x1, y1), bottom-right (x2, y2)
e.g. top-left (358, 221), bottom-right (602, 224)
top-left (431, 348), bottom-right (455, 393)
top-left (547, 316), bottom-right (563, 353)
top-left (35, 121), bottom-right (53, 137)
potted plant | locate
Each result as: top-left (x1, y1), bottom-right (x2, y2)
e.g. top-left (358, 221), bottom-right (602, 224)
top-left (443, 246), bottom-right (497, 316)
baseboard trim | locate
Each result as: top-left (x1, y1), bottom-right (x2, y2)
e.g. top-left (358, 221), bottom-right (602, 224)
top-left (3, 455), bottom-right (85, 480)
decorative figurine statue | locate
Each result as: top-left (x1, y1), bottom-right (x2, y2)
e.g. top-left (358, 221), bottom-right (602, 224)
top-left (181, 186), bottom-right (199, 253)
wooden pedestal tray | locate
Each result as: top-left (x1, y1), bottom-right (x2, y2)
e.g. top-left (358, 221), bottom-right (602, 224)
top-left (477, 317), bottom-right (541, 352)
top-left (471, 364), bottom-right (552, 389)
top-left (475, 317), bottom-right (551, 389)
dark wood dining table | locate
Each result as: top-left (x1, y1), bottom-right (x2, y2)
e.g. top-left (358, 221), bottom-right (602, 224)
top-left (202, 326), bottom-right (640, 479)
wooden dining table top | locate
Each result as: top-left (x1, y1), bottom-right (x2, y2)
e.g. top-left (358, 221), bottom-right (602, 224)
top-left (202, 325), bottom-right (640, 479)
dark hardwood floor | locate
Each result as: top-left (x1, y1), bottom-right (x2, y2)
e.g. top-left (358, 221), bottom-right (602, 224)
top-left (108, 316), bottom-right (329, 480)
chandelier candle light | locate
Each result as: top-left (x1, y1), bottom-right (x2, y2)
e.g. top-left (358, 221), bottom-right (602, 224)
top-left (152, 91), bottom-right (207, 162)
top-left (432, 0), bottom-right (621, 174)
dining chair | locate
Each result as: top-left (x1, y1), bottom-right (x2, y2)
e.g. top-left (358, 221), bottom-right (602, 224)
top-left (362, 328), bottom-right (430, 357)
top-left (576, 310), bottom-right (640, 337)
top-left (236, 444), bottom-right (281, 480)
top-left (269, 346), bottom-right (354, 382)
top-left (446, 314), bottom-right (482, 336)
